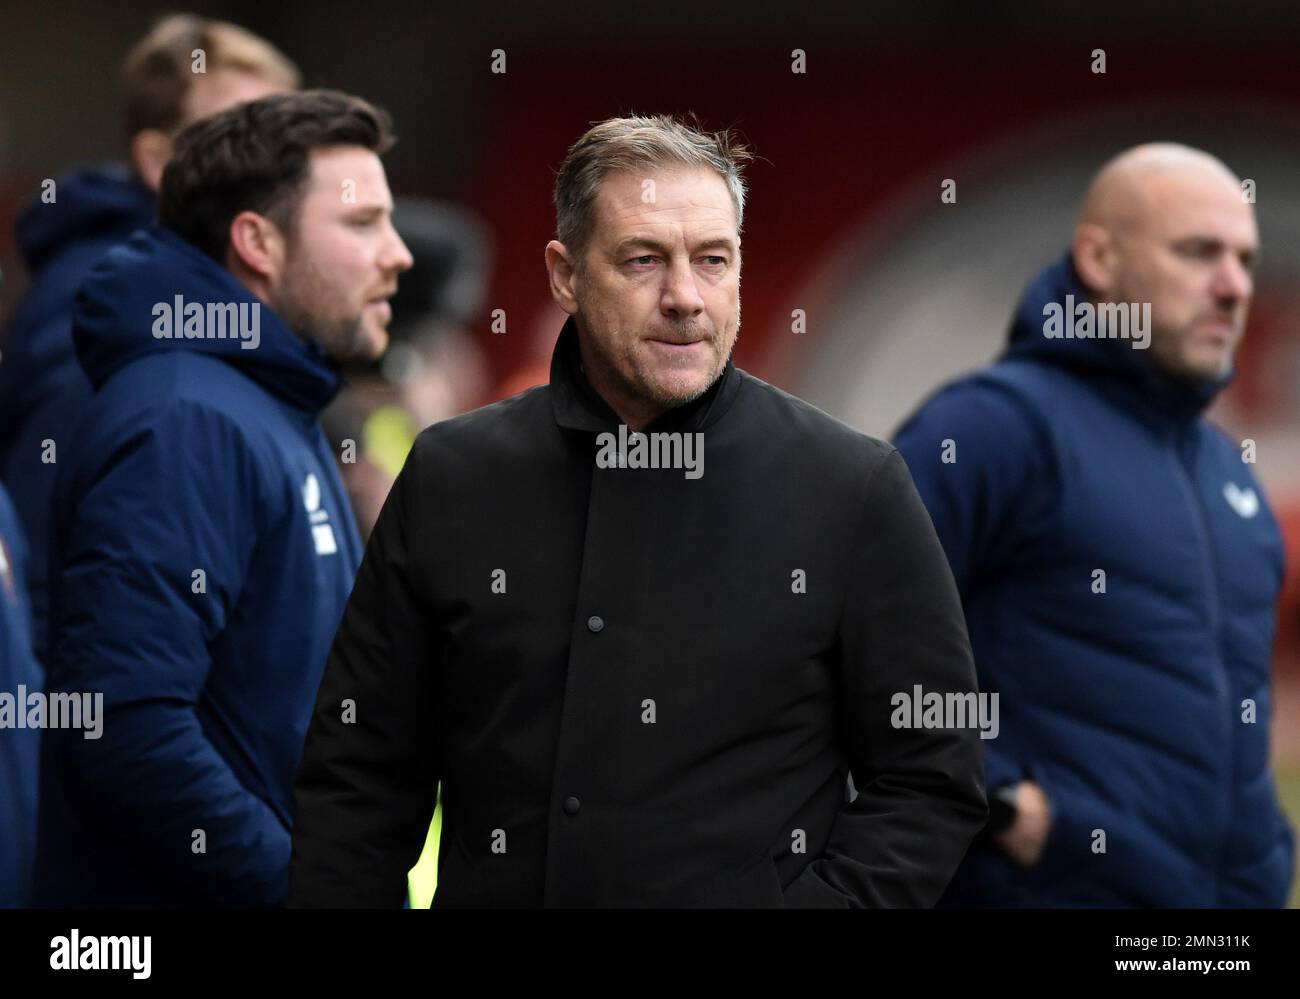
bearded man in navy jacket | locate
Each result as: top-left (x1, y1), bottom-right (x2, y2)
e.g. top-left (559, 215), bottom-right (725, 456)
top-left (896, 143), bottom-right (1296, 907)
top-left (0, 16), bottom-right (298, 661)
top-left (34, 90), bottom-right (412, 906)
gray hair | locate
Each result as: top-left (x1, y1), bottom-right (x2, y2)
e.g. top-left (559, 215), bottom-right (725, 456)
top-left (554, 114), bottom-right (753, 262)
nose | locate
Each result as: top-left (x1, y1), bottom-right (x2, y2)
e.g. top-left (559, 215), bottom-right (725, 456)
top-left (659, 256), bottom-right (705, 319)
top-left (1211, 253), bottom-right (1252, 303)
top-left (383, 223), bottom-right (415, 275)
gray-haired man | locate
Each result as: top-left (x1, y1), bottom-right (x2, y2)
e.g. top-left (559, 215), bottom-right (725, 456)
top-left (289, 115), bottom-right (987, 908)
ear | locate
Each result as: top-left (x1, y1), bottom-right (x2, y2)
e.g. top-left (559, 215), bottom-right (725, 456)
top-left (1072, 222), bottom-right (1118, 297)
top-left (226, 210), bottom-right (286, 288)
top-left (545, 240), bottom-right (580, 316)
top-left (129, 130), bottom-right (173, 192)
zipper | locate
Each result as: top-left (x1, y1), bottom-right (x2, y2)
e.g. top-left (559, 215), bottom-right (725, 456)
top-left (1165, 425), bottom-right (1232, 903)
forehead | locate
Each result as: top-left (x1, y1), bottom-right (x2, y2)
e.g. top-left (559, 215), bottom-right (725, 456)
top-left (592, 166), bottom-right (737, 241)
top-left (183, 68), bottom-right (284, 125)
top-left (302, 145), bottom-right (390, 200)
top-left (1139, 169), bottom-right (1256, 245)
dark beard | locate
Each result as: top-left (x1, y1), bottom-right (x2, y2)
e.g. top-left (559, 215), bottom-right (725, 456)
top-left (275, 295), bottom-right (365, 362)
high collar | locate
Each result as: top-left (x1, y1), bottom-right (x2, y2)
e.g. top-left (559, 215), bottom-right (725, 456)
top-left (1005, 253), bottom-right (1230, 426)
top-left (73, 224), bottom-right (344, 415)
top-left (548, 317), bottom-right (742, 434)
top-left (17, 164), bottom-right (154, 272)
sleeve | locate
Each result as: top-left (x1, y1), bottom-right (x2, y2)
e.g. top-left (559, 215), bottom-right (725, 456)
top-left (0, 485), bottom-right (42, 907)
top-left (781, 448), bottom-right (988, 908)
top-left (288, 434), bottom-right (441, 908)
top-left (891, 381), bottom-right (1059, 793)
top-left (46, 402), bottom-right (288, 905)
top-left (891, 382), bottom-right (1057, 598)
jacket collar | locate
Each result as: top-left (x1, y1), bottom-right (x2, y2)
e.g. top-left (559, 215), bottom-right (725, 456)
top-left (72, 224), bottom-right (344, 415)
top-left (548, 316), bottom-right (742, 434)
top-left (1005, 253), bottom-right (1228, 426)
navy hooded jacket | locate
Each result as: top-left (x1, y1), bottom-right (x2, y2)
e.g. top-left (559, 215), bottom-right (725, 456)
top-left (0, 165), bottom-right (155, 661)
top-left (894, 255), bottom-right (1295, 907)
top-left (0, 484), bottom-right (42, 907)
top-left (33, 224), bottom-right (362, 907)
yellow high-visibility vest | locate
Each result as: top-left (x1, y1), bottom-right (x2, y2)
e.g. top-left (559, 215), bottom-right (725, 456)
top-left (406, 786), bottom-right (442, 908)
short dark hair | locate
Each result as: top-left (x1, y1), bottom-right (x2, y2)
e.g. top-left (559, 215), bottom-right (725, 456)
top-left (158, 89), bottom-right (396, 263)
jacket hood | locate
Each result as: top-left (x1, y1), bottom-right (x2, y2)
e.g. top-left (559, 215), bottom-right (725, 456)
top-left (73, 224), bottom-right (343, 414)
top-left (17, 165), bottom-right (155, 273)
top-left (1005, 253), bottom-right (1229, 423)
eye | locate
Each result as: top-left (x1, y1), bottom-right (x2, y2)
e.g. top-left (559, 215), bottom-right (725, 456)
top-left (701, 255), bottom-right (727, 267)
top-left (1176, 239), bottom-right (1219, 260)
top-left (628, 255), bottom-right (657, 266)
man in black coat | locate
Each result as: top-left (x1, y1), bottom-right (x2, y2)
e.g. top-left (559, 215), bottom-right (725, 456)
top-left (289, 115), bottom-right (988, 908)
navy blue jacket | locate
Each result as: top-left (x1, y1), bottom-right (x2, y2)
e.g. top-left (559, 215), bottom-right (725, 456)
top-left (0, 165), bottom-right (155, 661)
top-left (33, 225), bottom-right (362, 906)
top-left (895, 255), bottom-right (1295, 907)
top-left (0, 485), bottom-right (42, 907)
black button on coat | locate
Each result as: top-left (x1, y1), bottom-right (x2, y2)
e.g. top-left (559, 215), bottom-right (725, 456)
top-left (289, 318), bottom-right (987, 908)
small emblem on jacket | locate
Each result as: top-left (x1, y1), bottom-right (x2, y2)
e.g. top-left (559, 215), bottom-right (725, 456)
top-left (1223, 482), bottom-right (1259, 519)
top-left (303, 473), bottom-right (338, 555)
top-left (0, 537), bottom-right (14, 601)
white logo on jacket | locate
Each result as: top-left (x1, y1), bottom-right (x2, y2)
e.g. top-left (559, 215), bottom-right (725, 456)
top-left (303, 473), bottom-right (338, 555)
top-left (1223, 481), bottom-right (1260, 519)
top-left (0, 536), bottom-right (13, 601)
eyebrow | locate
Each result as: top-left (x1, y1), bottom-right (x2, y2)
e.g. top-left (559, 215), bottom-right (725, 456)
top-left (1173, 234), bottom-right (1258, 257)
top-left (612, 235), bottom-right (737, 257)
top-left (1174, 235), bottom-right (1223, 248)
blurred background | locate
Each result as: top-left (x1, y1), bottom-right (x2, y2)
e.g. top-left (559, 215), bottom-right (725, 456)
top-left (3, 0), bottom-right (1299, 903)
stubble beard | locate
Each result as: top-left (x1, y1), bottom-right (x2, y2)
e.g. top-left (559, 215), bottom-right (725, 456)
top-left (580, 297), bottom-right (741, 413)
top-left (275, 262), bottom-right (368, 363)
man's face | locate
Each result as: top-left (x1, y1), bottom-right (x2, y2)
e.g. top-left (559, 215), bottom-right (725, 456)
top-left (570, 166), bottom-right (741, 419)
top-left (271, 145), bottom-right (413, 363)
top-left (1111, 170), bottom-right (1257, 382)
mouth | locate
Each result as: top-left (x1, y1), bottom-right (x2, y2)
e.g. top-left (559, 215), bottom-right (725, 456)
top-left (366, 295), bottom-right (394, 321)
top-left (647, 333), bottom-right (708, 346)
top-left (1200, 313), bottom-right (1237, 332)
top-left (646, 339), bottom-right (709, 359)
